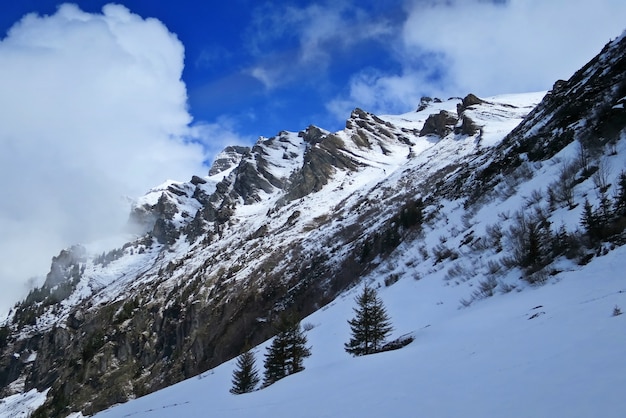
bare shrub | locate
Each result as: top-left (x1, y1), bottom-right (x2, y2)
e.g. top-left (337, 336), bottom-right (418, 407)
top-left (499, 178), bottom-right (517, 199)
top-left (432, 243), bottom-right (455, 264)
top-left (498, 282), bottom-right (517, 294)
top-left (551, 160), bottom-right (579, 209)
top-left (384, 274), bottom-right (400, 287)
top-left (486, 260), bottom-right (502, 276)
top-left (577, 142), bottom-right (591, 176)
top-left (504, 209), bottom-right (554, 280)
top-left (302, 322), bottom-right (316, 331)
top-left (469, 236), bottom-right (489, 252)
top-left (500, 255), bottom-right (518, 269)
top-left (525, 270), bottom-right (548, 285)
top-left (485, 224), bottom-right (503, 252)
top-left (445, 262), bottom-right (470, 282)
top-left (515, 162), bottom-right (534, 181)
top-left (462, 211), bottom-right (474, 229)
top-left (417, 245), bottom-right (429, 261)
top-left (472, 277), bottom-right (497, 299)
top-left (592, 159), bottom-right (611, 195)
top-left (525, 189), bottom-right (544, 208)
top-left (459, 297), bottom-right (473, 308)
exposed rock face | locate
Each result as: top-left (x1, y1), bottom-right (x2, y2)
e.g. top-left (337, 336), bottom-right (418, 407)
top-left (283, 130), bottom-right (358, 202)
top-left (456, 114), bottom-right (480, 136)
top-left (44, 245), bottom-right (86, 288)
top-left (208, 145), bottom-right (250, 176)
top-left (419, 110), bottom-right (458, 137)
top-left (416, 96), bottom-right (443, 112)
top-left (190, 175), bottom-right (207, 186)
top-left (417, 93), bottom-right (485, 138)
top-left (458, 93), bottom-right (484, 111)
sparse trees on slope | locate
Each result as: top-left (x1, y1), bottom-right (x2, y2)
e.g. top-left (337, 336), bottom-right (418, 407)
top-left (345, 285), bottom-right (393, 356)
top-left (263, 316), bottom-right (311, 386)
top-left (230, 349), bottom-right (260, 394)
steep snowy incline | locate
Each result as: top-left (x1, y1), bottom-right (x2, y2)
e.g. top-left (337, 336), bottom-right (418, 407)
top-left (88, 244), bottom-right (626, 418)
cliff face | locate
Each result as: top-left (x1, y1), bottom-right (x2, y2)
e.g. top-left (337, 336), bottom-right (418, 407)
top-left (2, 32), bottom-right (626, 417)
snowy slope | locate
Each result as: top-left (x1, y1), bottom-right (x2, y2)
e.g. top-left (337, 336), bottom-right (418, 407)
top-left (82, 87), bottom-right (626, 418)
top-left (0, 91), bottom-right (549, 417)
top-left (86, 244), bottom-right (626, 418)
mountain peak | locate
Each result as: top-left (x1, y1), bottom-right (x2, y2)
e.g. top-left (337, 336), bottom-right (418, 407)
top-left (208, 145), bottom-right (250, 177)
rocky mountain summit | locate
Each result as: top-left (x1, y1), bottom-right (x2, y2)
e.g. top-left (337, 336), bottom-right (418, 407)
top-left (1, 32), bottom-right (625, 417)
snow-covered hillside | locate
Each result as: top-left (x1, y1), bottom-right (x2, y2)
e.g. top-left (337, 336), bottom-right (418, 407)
top-left (2, 31), bottom-right (626, 418)
top-left (79, 244), bottom-right (624, 418)
top-left (88, 88), bottom-right (626, 418)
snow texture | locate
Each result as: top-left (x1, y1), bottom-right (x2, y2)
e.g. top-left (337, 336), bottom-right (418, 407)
top-left (90, 245), bottom-right (626, 418)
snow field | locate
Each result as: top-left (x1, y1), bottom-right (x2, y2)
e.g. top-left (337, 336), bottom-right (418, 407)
top-left (92, 244), bottom-right (626, 418)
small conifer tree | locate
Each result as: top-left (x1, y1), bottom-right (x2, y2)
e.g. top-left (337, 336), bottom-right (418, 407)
top-left (263, 334), bottom-right (287, 386)
top-left (230, 350), bottom-right (260, 394)
top-left (613, 171), bottom-right (626, 217)
top-left (345, 285), bottom-right (393, 356)
top-left (263, 315), bottom-right (311, 386)
top-left (581, 198), bottom-right (602, 243)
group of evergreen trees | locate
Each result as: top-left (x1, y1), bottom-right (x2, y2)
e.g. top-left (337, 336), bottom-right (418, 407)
top-left (580, 171), bottom-right (626, 244)
top-left (231, 285), bottom-right (395, 394)
top-left (262, 316), bottom-right (312, 386)
top-left (502, 170), bottom-right (626, 283)
top-left (230, 315), bottom-right (311, 394)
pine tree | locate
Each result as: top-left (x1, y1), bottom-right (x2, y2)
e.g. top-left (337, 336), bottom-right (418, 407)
top-left (614, 171), bottom-right (626, 217)
top-left (230, 350), bottom-right (260, 394)
top-left (263, 334), bottom-right (286, 386)
top-left (284, 322), bottom-right (311, 374)
top-left (345, 285), bottom-right (393, 356)
top-left (581, 198), bottom-right (601, 243)
top-left (263, 316), bottom-right (311, 386)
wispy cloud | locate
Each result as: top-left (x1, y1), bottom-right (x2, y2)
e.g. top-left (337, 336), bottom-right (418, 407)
top-left (328, 0), bottom-right (626, 119)
top-left (245, 1), bottom-right (395, 90)
top-left (194, 44), bottom-right (233, 69)
top-left (0, 4), bottom-right (231, 315)
top-left (189, 116), bottom-right (253, 162)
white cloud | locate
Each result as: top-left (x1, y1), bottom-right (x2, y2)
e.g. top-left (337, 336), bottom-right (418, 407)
top-left (189, 116), bottom-right (253, 158)
top-left (0, 4), bottom-right (216, 315)
top-left (326, 55), bottom-right (451, 118)
top-left (328, 0), bottom-right (626, 119)
top-left (246, 1), bottom-right (394, 90)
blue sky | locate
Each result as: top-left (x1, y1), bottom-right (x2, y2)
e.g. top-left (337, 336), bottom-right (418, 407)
top-left (0, 0), bottom-right (625, 315)
top-left (0, 0), bottom-right (405, 138)
top-left (2, 1), bottom-right (625, 140)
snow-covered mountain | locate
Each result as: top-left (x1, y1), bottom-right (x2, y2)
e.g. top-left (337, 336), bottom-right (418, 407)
top-left (1, 31), bottom-right (625, 417)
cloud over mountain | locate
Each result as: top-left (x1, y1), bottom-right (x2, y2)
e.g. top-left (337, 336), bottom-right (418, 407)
top-left (328, 0), bottom-right (626, 117)
top-left (0, 4), bottom-right (211, 315)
